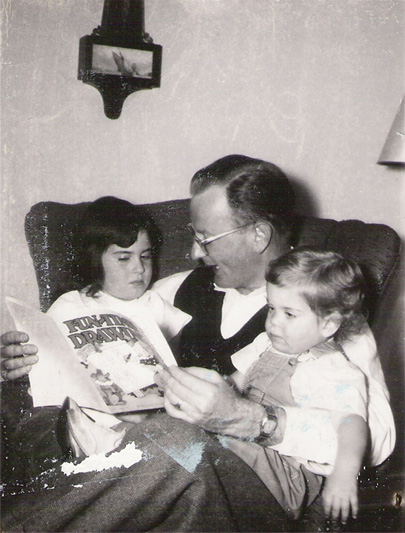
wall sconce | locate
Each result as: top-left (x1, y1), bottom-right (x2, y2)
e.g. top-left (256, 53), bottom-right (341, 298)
top-left (378, 96), bottom-right (405, 165)
top-left (78, 0), bottom-right (162, 119)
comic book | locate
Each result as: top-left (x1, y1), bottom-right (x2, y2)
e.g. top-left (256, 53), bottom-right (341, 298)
top-left (5, 296), bottom-right (177, 414)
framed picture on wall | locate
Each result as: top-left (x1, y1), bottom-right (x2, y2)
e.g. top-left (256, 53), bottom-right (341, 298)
top-left (79, 36), bottom-right (162, 88)
top-left (78, 34), bottom-right (162, 118)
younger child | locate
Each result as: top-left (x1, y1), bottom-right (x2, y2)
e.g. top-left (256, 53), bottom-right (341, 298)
top-left (228, 247), bottom-right (371, 524)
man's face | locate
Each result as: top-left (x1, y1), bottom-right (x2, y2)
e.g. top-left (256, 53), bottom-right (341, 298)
top-left (190, 185), bottom-right (262, 294)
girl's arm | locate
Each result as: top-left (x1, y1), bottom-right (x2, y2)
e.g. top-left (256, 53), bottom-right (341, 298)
top-left (322, 414), bottom-right (368, 524)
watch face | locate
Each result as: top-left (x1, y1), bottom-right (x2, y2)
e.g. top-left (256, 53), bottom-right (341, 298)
top-left (256, 406), bottom-right (278, 444)
top-left (262, 416), bottom-right (277, 437)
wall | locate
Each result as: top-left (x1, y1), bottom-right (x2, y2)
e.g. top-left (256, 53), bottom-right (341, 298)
top-left (1, 0), bottom-right (404, 332)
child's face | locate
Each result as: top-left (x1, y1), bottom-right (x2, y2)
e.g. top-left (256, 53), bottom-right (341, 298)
top-left (265, 282), bottom-right (331, 354)
top-left (101, 230), bottom-right (153, 300)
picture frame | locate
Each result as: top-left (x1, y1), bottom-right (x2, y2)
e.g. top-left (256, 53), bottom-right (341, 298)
top-left (78, 34), bottom-right (162, 118)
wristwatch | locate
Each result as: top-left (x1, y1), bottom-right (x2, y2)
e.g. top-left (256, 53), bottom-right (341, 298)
top-left (255, 404), bottom-right (278, 446)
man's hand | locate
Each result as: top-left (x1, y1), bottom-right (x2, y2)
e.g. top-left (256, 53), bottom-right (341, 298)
top-left (0, 331), bottom-right (38, 380)
top-left (322, 469), bottom-right (359, 524)
top-left (155, 366), bottom-right (264, 439)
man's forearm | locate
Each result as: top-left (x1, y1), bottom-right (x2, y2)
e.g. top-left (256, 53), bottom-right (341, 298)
top-left (202, 396), bottom-right (265, 438)
top-left (211, 397), bottom-right (286, 445)
top-left (159, 366), bottom-right (287, 443)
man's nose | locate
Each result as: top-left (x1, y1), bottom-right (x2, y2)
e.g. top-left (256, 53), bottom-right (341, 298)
top-left (190, 241), bottom-right (207, 261)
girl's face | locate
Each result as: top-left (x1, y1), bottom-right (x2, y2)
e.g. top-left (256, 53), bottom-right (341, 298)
top-left (101, 230), bottom-right (153, 300)
top-left (265, 282), bottom-right (334, 354)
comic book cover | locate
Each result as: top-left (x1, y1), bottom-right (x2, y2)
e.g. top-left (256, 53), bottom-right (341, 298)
top-left (6, 297), bottom-right (177, 413)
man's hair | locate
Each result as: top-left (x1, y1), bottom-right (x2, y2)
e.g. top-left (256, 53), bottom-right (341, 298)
top-left (75, 196), bottom-right (160, 296)
top-left (265, 247), bottom-right (367, 341)
top-left (190, 154), bottom-right (296, 242)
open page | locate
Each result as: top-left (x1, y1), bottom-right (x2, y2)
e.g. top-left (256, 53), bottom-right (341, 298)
top-left (6, 297), bottom-right (177, 413)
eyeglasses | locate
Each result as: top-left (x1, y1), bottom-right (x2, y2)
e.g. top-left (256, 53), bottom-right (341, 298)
top-left (186, 222), bottom-right (253, 254)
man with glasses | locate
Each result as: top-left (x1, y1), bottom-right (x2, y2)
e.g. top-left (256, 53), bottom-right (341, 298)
top-left (153, 154), bottom-right (295, 374)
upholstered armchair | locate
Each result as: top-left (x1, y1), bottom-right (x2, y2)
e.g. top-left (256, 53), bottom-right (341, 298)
top-left (22, 199), bottom-right (404, 531)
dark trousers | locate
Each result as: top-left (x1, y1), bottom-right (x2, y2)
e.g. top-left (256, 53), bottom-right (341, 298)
top-left (1, 406), bottom-right (295, 532)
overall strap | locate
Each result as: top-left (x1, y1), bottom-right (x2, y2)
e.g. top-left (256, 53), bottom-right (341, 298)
top-left (243, 349), bottom-right (299, 408)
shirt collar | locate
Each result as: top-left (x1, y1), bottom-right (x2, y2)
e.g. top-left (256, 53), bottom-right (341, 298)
top-left (213, 283), bottom-right (266, 298)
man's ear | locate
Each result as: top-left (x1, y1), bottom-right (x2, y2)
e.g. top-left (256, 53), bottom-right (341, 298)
top-left (253, 222), bottom-right (273, 253)
top-left (321, 313), bottom-right (343, 338)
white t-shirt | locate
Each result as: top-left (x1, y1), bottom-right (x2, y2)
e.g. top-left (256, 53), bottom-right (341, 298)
top-left (48, 288), bottom-right (191, 342)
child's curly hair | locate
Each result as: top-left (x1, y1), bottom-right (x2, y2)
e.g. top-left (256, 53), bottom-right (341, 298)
top-left (265, 247), bottom-right (368, 342)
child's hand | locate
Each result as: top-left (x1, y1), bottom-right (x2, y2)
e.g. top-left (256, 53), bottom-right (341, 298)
top-left (322, 469), bottom-right (359, 524)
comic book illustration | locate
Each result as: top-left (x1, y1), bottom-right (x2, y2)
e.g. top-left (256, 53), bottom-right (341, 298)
top-left (5, 297), bottom-right (177, 413)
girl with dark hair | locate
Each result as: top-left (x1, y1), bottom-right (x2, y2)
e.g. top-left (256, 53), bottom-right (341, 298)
top-left (45, 197), bottom-right (190, 431)
top-left (74, 195), bottom-right (161, 298)
top-left (48, 196), bottom-right (189, 343)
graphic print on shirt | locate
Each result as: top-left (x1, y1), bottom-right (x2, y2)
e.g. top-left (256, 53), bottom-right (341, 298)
top-left (60, 312), bottom-right (164, 406)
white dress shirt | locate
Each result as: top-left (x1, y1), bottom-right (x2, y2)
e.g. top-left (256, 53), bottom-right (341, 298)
top-left (152, 271), bottom-right (267, 338)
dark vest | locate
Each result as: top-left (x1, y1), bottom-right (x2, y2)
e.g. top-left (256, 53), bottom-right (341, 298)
top-left (174, 266), bottom-right (268, 375)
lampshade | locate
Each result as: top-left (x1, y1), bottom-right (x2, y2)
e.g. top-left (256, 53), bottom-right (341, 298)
top-left (378, 96), bottom-right (405, 165)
